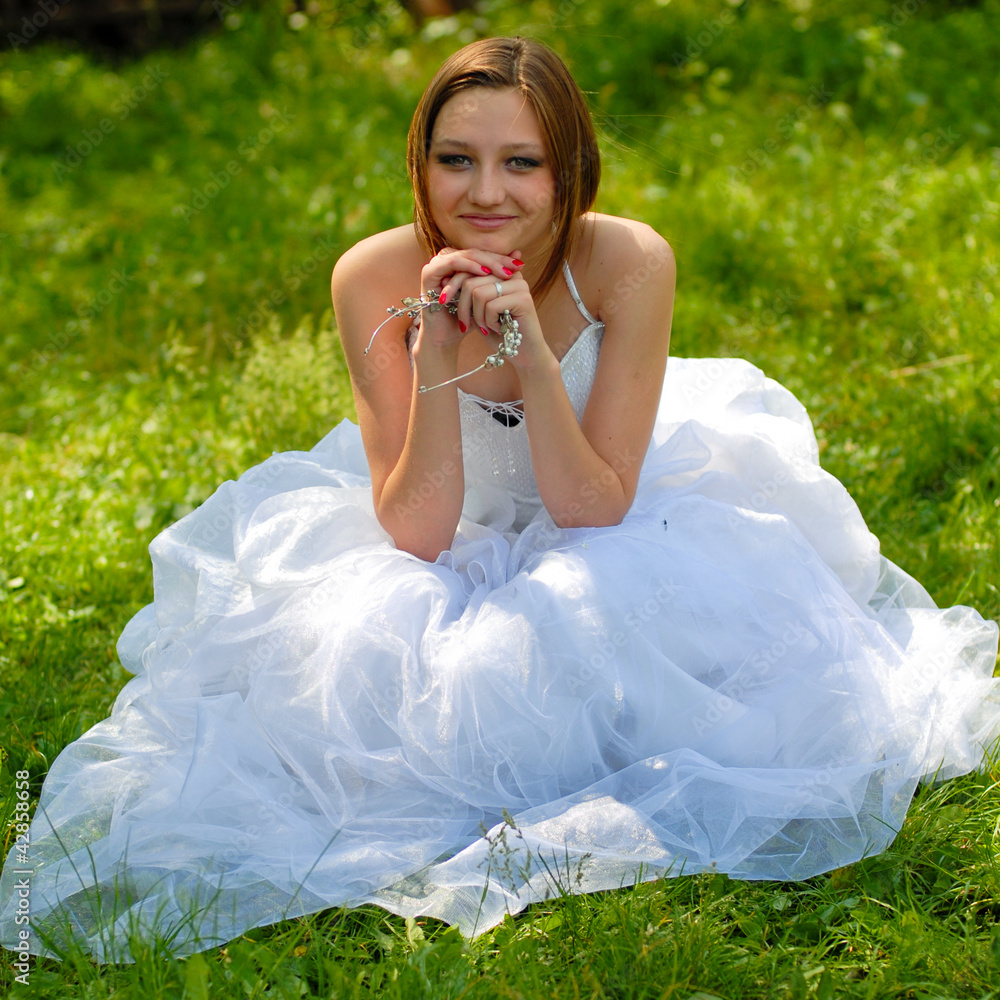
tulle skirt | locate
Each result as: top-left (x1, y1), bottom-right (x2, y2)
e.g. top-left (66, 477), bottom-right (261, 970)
top-left (2, 357), bottom-right (998, 961)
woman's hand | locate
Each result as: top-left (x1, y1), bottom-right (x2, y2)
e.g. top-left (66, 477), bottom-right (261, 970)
top-left (461, 269), bottom-right (553, 374)
top-left (415, 247), bottom-right (548, 363)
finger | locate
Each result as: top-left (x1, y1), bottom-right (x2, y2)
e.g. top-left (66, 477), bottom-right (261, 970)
top-left (424, 253), bottom-right (523, 327)
top-left (438, 268), bottom-right (476, 313)
top-left (435, 248), bottom-right (525, 279)
top-left (468, 275), bottom-right (514, 334)
top-left (477, 254), bottom-right (524, 278)
top-left (424, 255), bottom-right (468, 305)
top-left (427, 263), bottom-right (484, 309)
top-left (448, 274), bottom-right (490, 335)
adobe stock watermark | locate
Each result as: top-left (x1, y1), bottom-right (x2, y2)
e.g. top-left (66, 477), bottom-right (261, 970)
top-left (531, 444), bottom-right (642, 539)
top-left (185, 450), bottom-right (307, 553)
top-left (778, 766), bottom-right (837, 822)
top-left (9, 767), bottom-right (34, 985)
top-left (52, 66), bottom-right (169, 180)
top-left (671, 8), bottom-right (738, 70)
top-left (352, 336), bottom-right (405, 392)
top-left (676, 357), bottom-right (735, 403)
top-left (721, 470), bottom-right (795, 531)
top-left (224, 235), bottom-right (338, 346)
top-left (720, 85), bottom-right (834, 191)
top-left (19, 267), bottom-right (134, 376)
top-left (231, 780), bottom-right (310, 853)
top-left (174, 106), bottom-right (295, 223)
top-left (212, 0), bottom-right (244, 20)
top-left (390, 438), bottom-right (468, 521)
top-left (733, 287), bottom-right (799, 347)
top-left (888, 258), bottom-right (997, 372)
top-left (229, 571), bottom-right (352, 688)
top-left (549, 0), bottom-right (587, 26)
top-left (841, 127), bottom-right (960, 246)
top-left (7, 0), bottom-right (70, 49)
top-left (351, 0), bottom-right (403, 48)
top-left (564, 580), bottom-right (681, 694)
top-left (602, 243), bottom-right (675, 316)
top-left (873, 0), bottom-right (929, 35)
top-left (691, 619), bottom-right (809, 737)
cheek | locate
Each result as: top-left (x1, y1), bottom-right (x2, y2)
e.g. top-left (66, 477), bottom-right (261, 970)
top-left (428, 171), bottom-right (463, 209)
top-left (527, 172), bottom-right (556, 209)
top-left (525, 180), bottom-right (556, 216)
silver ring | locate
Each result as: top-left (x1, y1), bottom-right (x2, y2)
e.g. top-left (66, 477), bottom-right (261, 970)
top-left (494, 281), bottom-right (503, 298)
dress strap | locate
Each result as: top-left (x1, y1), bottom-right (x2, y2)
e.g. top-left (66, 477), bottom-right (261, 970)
top-left (562, 260), bottom-right (600, 327)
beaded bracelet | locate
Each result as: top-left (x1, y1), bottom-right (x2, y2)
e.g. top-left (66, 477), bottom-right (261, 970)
top-left (364, 290), bottom-right (522, 393)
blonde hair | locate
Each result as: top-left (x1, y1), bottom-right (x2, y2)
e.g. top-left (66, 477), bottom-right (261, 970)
top-left (407, 36), bottom-right (600, 303)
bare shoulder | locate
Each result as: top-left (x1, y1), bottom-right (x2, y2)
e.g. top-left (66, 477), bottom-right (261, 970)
top-left (332, 224), bottom-right (424, 294)
top-left (587, 212), bottom-right (671, 256)
top-left (572, 215), bottom-right (674, 499)
top-left (573, 213), bottom-right (675, 322)
top-left (331, 224), bottom-right (427, 354)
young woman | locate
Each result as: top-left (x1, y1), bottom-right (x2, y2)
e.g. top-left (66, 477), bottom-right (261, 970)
top-left (2, 36), bottom-right (997, 962)
top-left (332, 46), bottom-right (673, 559)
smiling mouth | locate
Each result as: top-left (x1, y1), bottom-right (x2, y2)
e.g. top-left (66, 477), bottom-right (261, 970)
top-left (461, 215), bottom-right (516, 228)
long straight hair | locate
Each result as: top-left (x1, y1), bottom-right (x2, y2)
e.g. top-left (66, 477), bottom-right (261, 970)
top-left (407, 37), bottom-right (600, 303)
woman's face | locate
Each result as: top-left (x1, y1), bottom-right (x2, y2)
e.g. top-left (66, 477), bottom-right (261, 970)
top-left (426, 87), bottom-right (556, 260)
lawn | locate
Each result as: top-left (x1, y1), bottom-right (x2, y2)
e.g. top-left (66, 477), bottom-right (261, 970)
top-left (1, 0), bottom-right (999, 996)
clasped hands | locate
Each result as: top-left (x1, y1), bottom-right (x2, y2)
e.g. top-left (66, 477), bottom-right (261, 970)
top-left (365, 247), bottom-right (547, 392)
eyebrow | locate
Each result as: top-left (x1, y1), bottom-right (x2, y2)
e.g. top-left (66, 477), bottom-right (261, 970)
top-left (430, 138), bottom-right (545, 153)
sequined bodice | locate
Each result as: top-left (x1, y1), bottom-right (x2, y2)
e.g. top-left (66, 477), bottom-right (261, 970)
top-left (458, 262), bottom-right (604, 530)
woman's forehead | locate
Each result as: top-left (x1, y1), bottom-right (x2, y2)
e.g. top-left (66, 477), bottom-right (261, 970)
top-left (433, 88), bottom-right (543, 144)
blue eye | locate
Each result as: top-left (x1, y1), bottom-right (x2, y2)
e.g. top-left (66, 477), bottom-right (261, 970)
top-left (434, 154), bottom-right (541, 169)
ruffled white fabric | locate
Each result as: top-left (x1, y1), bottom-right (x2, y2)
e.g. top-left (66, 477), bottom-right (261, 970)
top-left (2, 352), bottom-right (998, 962)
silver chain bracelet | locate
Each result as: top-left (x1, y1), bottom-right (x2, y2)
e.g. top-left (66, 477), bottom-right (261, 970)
top-left (364, 290), bottom-right (522, 393)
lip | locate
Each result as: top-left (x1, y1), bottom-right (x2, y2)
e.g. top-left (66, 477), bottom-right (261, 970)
top-left (460, 214), bottom-right (516, 230)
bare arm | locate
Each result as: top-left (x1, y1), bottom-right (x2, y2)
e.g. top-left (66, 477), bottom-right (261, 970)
top-left (332, 233), bottom-right (525, 560)
top-left (518, 223), bottom-right (675, 527)
top-left (441, 219), bottom-right (674, 530)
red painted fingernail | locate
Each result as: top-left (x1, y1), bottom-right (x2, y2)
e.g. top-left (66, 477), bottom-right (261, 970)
top-left (481, 266), bottom-right (491, 274)
top-left (480, 327), bottom-right (489, 335)
top-left (502, 267), bottom-right (513, 276)
top-left (511, 259), bottom-right (524, 266)
top-left (439, 291), bottom-right (447, 304)
top-left (458, 321), bottom-right (467, 333)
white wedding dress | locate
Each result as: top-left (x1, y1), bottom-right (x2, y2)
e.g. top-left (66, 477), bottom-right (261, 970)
top-left (2, 263), bottom-right (998, 961)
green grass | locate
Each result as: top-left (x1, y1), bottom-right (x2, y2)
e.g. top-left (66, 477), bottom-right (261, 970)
top-left (2, 0), bottom-right (1000, 995)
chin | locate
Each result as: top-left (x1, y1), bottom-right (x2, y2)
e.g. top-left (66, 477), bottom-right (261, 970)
top-left (454, 234), bottom-right (513, 253)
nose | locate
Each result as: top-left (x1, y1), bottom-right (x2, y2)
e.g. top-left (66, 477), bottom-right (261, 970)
top-left (469, 165), bottom-right (505, 207)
